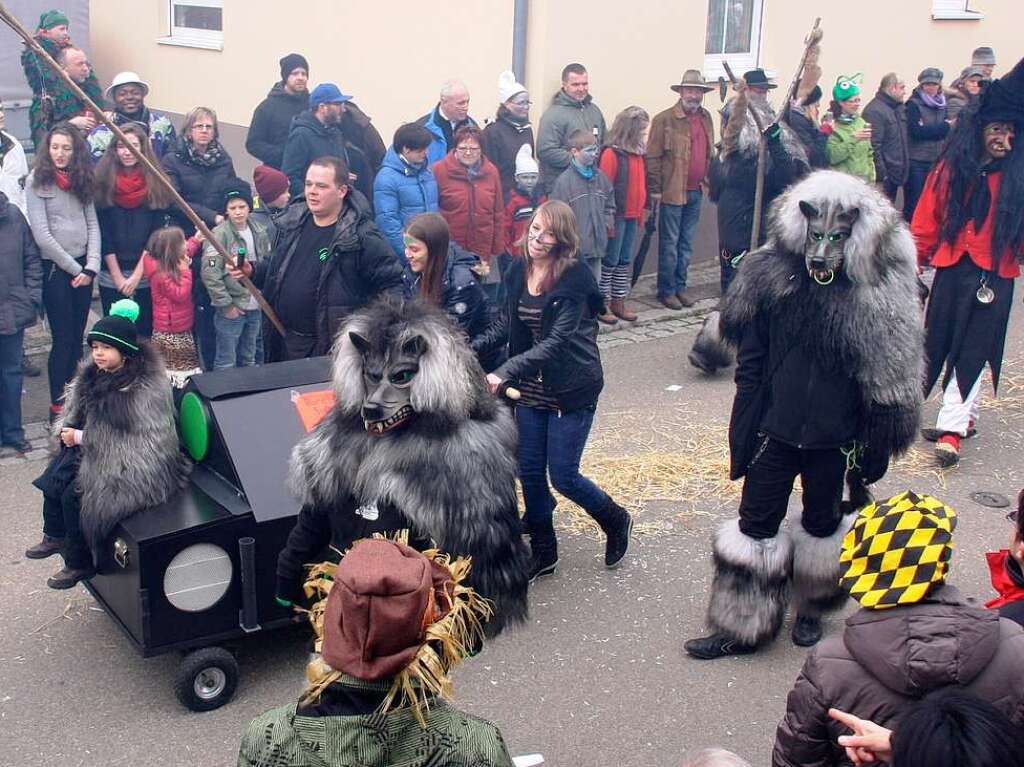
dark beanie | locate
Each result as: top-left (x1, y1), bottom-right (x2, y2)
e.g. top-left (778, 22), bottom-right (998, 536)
top-left (88, 300), bottom-right (140, 356)
top-left (253, 165), bottom-right (289, 203)
top-left (280, 53), bottom-right (309, 82)
top-left (221, 178), bottom-right (253, 214)
top-left (802, 84), bottom-right (823, 107)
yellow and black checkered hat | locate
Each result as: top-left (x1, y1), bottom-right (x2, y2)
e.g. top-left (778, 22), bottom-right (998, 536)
top-left (839, 491), bottom-right (957, 609)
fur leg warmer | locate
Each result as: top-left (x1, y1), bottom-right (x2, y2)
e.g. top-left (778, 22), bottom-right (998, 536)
top-left (790, 510), bottom-right (858, 618)
top-left (688, 311), bottom-right (734, 374)
top-left (707, 519), bottom-right (793, 646)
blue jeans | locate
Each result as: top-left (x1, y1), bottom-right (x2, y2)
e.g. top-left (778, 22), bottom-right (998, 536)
top-left (602, 217), bottom-right (639, 298)
top-left (657, 190), bottom-right (703, 298)
top-left (515, 405), bottom-right (608, 527)
top-left (213, 309), bottom-right (261, 370)
top-left (0, 330), bottom-right (26, 445)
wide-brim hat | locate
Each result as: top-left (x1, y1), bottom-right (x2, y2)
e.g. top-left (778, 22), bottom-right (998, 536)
top-left (105, 71), bottom-right (150, 100)
top-left (671, 69), bottom-right (714, 93)
top-left (743, 69), bottom-right (778, 89)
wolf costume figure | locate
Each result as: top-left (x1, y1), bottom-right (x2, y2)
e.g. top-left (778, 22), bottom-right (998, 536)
top-left (278, 297), bottom-right (530, 635)
top-left (684, 170), bottom-right (925, 660)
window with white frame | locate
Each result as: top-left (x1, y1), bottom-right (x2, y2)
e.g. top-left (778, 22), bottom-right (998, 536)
top-left (159, 0), bottom-right (223, 49)
top-left (704, 0), bottom-right (764, 79)
top-left (931, 0), bottom-right (984, 19)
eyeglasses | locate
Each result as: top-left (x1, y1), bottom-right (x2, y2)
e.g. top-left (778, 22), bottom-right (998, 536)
top-left (456, 146), bottom-right (481, 154)
top-left (192, 124), bottom-right (215, 131)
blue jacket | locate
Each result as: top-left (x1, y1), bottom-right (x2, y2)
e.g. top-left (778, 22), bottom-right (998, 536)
top-left (417, 105), bottom-right (479, 167)
top-left (281, 111), bottom-right (373, 202)
top-left (373, 147), bottom-right (439, 260)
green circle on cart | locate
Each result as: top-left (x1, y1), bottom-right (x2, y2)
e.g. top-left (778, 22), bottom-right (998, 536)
top-left (180, 392), bottom-right (210, 461)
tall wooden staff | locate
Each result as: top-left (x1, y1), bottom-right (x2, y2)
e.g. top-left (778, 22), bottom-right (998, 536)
top-left (0, 3), bottom-right (287, 337)
top-left (780, 18), bottom-right (824, 126)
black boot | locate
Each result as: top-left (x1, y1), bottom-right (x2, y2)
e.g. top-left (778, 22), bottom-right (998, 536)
top-left (526, 519), bottom-right (558, 582)
top-left (25, 535), bottom-right (64, 559)
top-left (684, 633), bottom-right (759, 660)
top-left (47, 564), bottom-right (96, 590)
top-left (791, 613), bottom-right (824, 647)
top-left (590, 497), bottom-right (633, 569)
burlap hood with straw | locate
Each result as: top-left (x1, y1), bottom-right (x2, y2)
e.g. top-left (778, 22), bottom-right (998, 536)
top-left (301, 537), bottom-right (493, 727)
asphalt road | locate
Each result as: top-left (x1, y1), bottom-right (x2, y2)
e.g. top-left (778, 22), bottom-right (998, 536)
top-left (1, 304), bottom-right (1021, 767)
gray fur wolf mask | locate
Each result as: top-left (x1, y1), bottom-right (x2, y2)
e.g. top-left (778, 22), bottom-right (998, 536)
top-left (289, 297), bottom-right (531, 634)
top-left (688, 169), bottom-right (924, 462)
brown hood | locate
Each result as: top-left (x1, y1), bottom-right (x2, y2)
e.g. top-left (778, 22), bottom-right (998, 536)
top-left (843, 586), bottom-right (1001, 696)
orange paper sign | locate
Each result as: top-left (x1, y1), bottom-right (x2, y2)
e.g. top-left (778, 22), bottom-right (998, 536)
top-left (291, 389), bottom-right (336, 432)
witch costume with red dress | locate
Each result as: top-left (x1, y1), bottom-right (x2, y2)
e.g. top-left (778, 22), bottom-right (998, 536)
top-left (912, 57), bottom-right (1024, 466)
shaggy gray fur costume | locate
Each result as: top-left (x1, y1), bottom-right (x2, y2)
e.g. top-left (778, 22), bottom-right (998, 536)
top-left (698, 171), bottom-right (924, 648)
top-left (287, 298), bottom-right (530, 634)
top-left (58, 343), bottom-right (191, 557)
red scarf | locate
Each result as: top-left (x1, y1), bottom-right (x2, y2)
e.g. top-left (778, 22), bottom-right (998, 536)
top-left (53, 169), bottom-right (72, 192)
top-left (114, 168), bottom-right (148, 209)
top-left (985, 550), bottom-right (1024, 609)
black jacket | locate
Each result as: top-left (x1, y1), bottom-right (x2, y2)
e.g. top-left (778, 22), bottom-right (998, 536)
top-left (487, 257), bottom-right (604, 411)
top-left (728, 280), bottom-right (864, 479)
top-left (97, 204), bottom-right (176, 276)
top-left (0, 191), bottom-right (42, 335)
top-left (280, 111), bottom-right (373, 202)
top-left (252, 190), bottom-right (404, 361)
top-left (862, 91), bottom-right (909, 186)
top-left (339, 102), bottom-right (386, 175)
top-left (404, 243), bottom-right (501, 371)
top-left (786, 109), bottom-right (829, 170)
top-left (482, 109), bottom-right (535, 200)
top-left (906, 89), bottom-right (950, 164)
top-left (710, 133), bottom-right (809, 254)
top-left (245, 82), bottom-right (309, 170)
top-left (160, 137), bottom-right (237, 229)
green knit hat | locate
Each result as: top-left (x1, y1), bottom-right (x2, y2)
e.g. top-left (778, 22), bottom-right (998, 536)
top-left (38, 10), bottom-right (70, 30)
top-left (87, 299), bottom-right (141, 356)
top-left (833, 73), bottom-right (863, 102)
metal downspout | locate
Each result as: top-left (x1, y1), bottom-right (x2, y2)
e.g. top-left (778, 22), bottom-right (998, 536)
top-left (512, 0), bottom-right (529, 82)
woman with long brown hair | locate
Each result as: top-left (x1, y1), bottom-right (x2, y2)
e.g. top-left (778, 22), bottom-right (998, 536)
top-left (25, 122), bottom-right (100, 421)
top-left (483, 199), bottom-right (633, 581)
top-left (403, 212), bottom-right (497, 370)
top-left (94, 122), bottom-right (177, 337)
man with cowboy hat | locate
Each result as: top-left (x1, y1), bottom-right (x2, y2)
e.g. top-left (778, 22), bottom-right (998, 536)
top-left (647, 69), bottom-right (716, 310)
top-left (87, 71), bottom-right (177, 161)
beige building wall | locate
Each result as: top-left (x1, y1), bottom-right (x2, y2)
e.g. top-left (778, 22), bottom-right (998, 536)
top-left (88, 0), bottom-right (1020, 169)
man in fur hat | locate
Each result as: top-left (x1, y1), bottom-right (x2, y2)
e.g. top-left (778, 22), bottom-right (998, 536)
top-left (914, 57), bottom-right (1024, 467)
top-left (684, 171), bottom-right (924, 659)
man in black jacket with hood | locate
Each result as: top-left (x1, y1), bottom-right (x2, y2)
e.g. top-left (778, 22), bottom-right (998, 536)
top-left (246, 54), bottom-right (310, 171)
top-left (862, 74), bottom-right (910, 203)
top-left (233, 156), bottom-right (403, 362)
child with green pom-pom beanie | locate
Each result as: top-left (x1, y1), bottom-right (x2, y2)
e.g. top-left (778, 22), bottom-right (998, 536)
top-left (27, 298), bottom-right (190, 589)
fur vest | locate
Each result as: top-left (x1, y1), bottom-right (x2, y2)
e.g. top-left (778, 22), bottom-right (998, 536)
top-left (719, 171), bottom-right (924, 476)
top-left (59, 343), bottom-right (191, 553)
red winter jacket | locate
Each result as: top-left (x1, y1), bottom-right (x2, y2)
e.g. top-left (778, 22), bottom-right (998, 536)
top-left (433, 153), bottom-right (505, 261)
top-left (503, 190), bottom-right (547, 253)
top-left (142, 238), bottom-right (199, 333)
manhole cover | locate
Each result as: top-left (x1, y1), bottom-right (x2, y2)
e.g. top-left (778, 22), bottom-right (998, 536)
top-left (969, 491), bottom-right (1010, 509)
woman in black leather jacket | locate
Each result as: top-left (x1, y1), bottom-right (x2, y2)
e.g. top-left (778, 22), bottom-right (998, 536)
top-left (483, 200), bottom-right (632, 581)
top-left (403, 212), bottom-right (501, 371)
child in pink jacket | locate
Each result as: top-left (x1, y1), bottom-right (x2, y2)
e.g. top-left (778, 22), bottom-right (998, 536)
top-left (142, 226), bottom-right (202, 387)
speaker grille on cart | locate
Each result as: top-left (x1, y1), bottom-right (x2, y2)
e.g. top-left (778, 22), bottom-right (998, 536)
top-left (163, 543), bottom-right (233, 612)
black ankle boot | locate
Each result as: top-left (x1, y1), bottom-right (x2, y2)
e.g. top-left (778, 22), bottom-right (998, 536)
top-left (590, 498), bottom-right (633, 568)
top-left (526, 521), bottom-right (558, 582)
top-left (791, 613), bottom-right (825, 647)
top-left (684, 633), bottom-right (759, 660)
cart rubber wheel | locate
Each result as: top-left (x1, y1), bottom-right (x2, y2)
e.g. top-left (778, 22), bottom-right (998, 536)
top-left (175, 647), bottom-right (239, 712)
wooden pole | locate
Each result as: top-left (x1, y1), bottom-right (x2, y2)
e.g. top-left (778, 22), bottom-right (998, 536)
top-left (722, 61), bottom-right (766, 251)
top-left (0, 3), bottom-right (287, 337)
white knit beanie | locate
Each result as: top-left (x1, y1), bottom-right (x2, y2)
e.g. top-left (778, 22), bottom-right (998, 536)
top-left (498, 70), bottom-right (527, 104)
top-left (514, 144), bottom-right (539, 176)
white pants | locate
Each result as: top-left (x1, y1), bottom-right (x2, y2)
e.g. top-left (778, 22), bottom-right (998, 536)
top-left (935, 375), bottom-right (983, 436)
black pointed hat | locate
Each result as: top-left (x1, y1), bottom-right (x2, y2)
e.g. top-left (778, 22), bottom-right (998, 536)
top-left (978, 56), bottom-right (1024, 126)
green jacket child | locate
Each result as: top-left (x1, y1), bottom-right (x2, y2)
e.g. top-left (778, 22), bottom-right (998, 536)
top-left (201, 188), bottom-right (271, 314)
